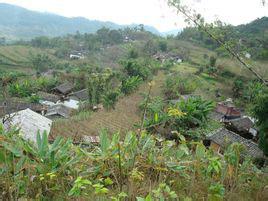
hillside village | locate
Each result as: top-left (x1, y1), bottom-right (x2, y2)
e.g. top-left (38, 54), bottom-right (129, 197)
top-left (0, 2), bottom-right (268, 200)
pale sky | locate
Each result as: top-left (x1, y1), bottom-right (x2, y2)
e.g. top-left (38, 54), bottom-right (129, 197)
top-left (0, 0), bottom-right (267, 32)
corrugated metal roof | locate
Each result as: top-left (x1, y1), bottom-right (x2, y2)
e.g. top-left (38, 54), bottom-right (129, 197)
top-left (2, 109), bottom-right (52, 143)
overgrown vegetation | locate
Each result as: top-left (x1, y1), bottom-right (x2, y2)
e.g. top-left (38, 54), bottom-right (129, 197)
top-left (1, 127), bottom-right (268, 200)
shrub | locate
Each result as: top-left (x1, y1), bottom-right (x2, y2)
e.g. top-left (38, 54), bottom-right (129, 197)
top-left (232, 79), bottom-right (244, 98)
top-left (177, 96), bottom-right (215, 129)
top-left (163, 73), bottom-right (197, 99)
top-left (251, 94), bottom-right (268, 156)
top-left (103, 90), bottom-right (120, 110)
top-left (29, 94), bottom-right (40, 103)
top-left (121, 58), bottom-right (151, 80)
top-left (209, 56), bottom-right (217, 67)
top-left (121, 76), bottom-right (142, 95)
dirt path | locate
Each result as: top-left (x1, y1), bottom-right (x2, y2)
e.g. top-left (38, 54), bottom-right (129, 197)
top-left (51, 71), bottom-right (166, 138)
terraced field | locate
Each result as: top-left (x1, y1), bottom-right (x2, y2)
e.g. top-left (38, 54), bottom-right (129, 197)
top-left (50, 71), bottom-right (166, 139)
top-left (0, 45), bottom-right (56, 73)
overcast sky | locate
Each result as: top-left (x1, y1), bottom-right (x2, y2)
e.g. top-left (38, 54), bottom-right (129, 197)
top-left (0, 0), bottom-right (267, 31)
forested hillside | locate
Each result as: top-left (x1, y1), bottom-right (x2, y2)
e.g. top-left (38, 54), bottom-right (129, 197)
top-left (178, 17), bottom-right (268, 60)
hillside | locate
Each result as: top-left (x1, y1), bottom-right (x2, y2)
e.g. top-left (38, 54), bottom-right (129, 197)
top-left (178, 17), bottom-right (268, 60)
top-left (0, 3), bottom-right (161, 40)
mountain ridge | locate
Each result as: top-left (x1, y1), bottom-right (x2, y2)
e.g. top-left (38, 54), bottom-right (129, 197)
top-left (0, 3), bottom-right (164, 40)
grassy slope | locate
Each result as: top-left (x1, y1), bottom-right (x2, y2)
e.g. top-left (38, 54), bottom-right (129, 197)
top-left (0, 45), bottom-right (57, 73)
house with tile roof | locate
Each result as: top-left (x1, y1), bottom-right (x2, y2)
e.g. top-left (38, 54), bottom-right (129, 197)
top-left (207, 128), bottom-right (264, 159)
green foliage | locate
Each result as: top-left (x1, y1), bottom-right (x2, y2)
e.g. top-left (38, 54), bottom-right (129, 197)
top-left (176, 96), bottom-right (215, 129)
top-left (128, 48), bottom-right (139, 59)
top-left (8, 80), bottom-right (35, 97)
top-left (8, 77), bottom-right (58, 98)
top-left (251, 94), bottom-right (268, 155)
top-left (232, 79), bottom-right (244, 98)
top-left (0, 126), bottom-right (267, 200)
top-left (87, 69), bottom-right (115, 105)
top-left (103, 90), bottom-right (120, 110)
top-left (164, 73), bottom-right (197, 99)
top-left (243, 81), bottom-right (266, 103)
top-left (30, 53), bottom-right (53, 73)
top-left (143, 39), bottom-right (158, 55)
top-left (121, 76), bottom-right (142, 95)
top-left (121, 58), bottom-right (152, 80)
top-left (28, 94), bottom-right (40, 103)
top-left (178, 17), bottom-right (268, 60)
top-left (209, 56), bottom-right (217, 67)
top-left (208, 183), bottom-right (225, 201)
top-left (158, 40), bottom-right (168, 52)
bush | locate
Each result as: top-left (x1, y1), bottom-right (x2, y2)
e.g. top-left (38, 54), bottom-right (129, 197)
top-left (209, 56), bottom-right (217, 67)
top-left (121, 76), bottom-right (142, 95)
top-left (251, 94), bottom-right (268, 156)
top-left (29, 94), bottom-right (40, 103)
top-left (103, 90), bottom-right (120, 110)
top-left (177, 96), bottom-right (215, 128)
top-left (121, 58), bottom-right (151, 80)
top-left (163, 73), bottom-right (197, 99)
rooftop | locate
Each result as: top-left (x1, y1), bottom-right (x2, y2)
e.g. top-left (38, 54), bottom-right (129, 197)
top-left (38, 91), bottom-right (60, 103)
top-left (70, 89), bottom-right (88, 101)
top-left (227, 117), bottom-right (254, 132)
top-left (45, 104), bottom-right (73, 118)
top-left (53, 82), bottom-right (74, 95)
top-left (208, 128), bottom-right (264, 158)
top-left (2, 108), bottom-right (52, 143)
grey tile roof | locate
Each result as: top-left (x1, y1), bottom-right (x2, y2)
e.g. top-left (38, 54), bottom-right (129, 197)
top-left (227, 117), bottom-right (254, 132)
top-left (45, 104), bottom-right (72, 118)
top-left (37, 91), bottom-right (60, 103)
top-left (0, 101), bottom-right (46, 117)
top-left (208, 128), bottom-right (264, 158)
top-left (53, 82), bottom-right (74, 94)
top-left (70, 89), bottom-right (88, 101)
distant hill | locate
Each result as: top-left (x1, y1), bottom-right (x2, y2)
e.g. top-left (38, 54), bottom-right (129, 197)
top-left (0, 3), bottom-right (161, 40)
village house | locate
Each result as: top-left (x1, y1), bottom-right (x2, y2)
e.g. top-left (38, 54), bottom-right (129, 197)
top-left (224, 117), bottom-right (258, 140)
top-left (69, 89), bottom-right (88, 102)
top-left (0, 100), bottom-right (47, 117)
top-left (53, 82), bottom-right (74, 95)
top-left (45, 104), bottom-right (73, 119)
top-left (2, 108), bottom-right (52, 144)
top-left (206, 128), bottom-right (264, 159)
top-left (69, 51), bottom-right (84, 60)
top-left (38, 91), bottom-right (60, 104)
top-left (211, 99), bottom-right (241, 121)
